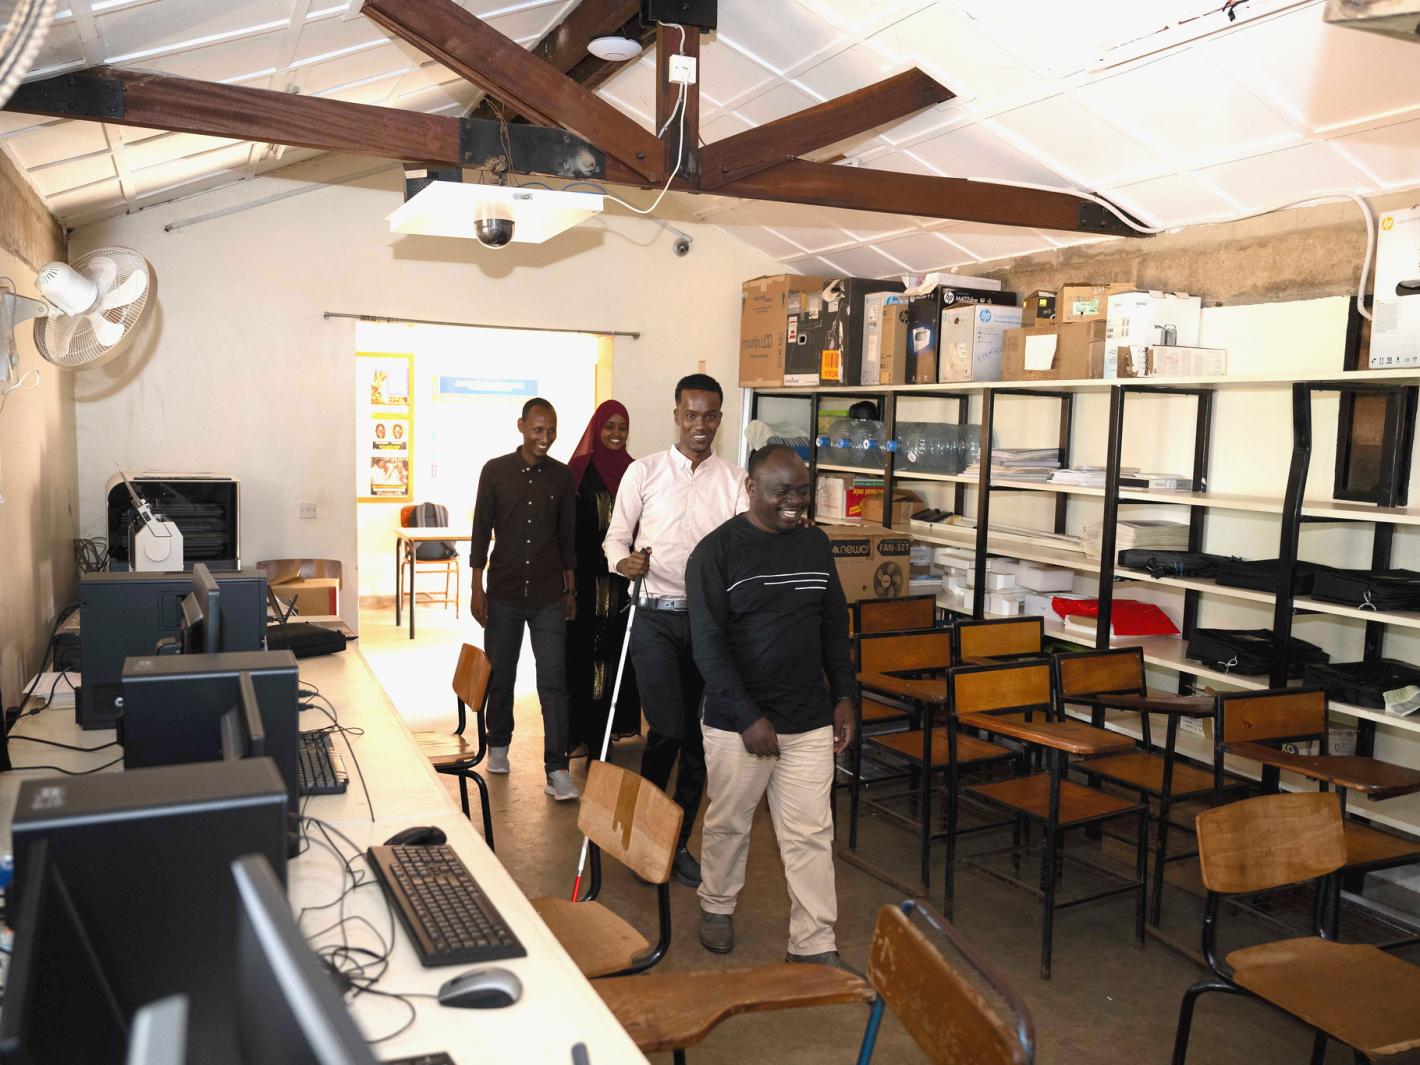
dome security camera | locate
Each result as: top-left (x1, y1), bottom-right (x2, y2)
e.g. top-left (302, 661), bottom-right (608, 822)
top-left (474, 202), bottom-right (514, 248)
top-left (673, 237), bottom-right (691, 257)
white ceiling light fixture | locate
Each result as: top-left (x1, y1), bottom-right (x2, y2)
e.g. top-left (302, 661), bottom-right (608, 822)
top-left (587, 34), bottom-right (644, 61)
top-left (387, 182), bottom-right (604, 246)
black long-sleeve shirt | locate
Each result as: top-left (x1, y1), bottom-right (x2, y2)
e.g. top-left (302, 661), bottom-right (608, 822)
top-left (687, 515), bottom-right (855, 734)
top-left (469, 450), bottom-right (576, 608)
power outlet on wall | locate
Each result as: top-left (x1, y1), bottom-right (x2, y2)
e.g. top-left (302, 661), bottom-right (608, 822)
top-left (299, 502), bottom-right (318, 519)
top-left (668, 54), bottom-right (697, 85)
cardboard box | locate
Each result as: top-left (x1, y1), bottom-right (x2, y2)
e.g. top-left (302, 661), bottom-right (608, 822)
top-left (787, 277), bottom-right (903, 387)
top-left (1000, 325), bottom-right (1060, 381)
top-left (272, 576), bottom-right (340, 618)
top-left (1057, 320), bottom-right (1107, 379)
top-left (816, 473), bottom-right (867, 521)
top-left (824, 524), bottom-right (912, 601)
top-left (1369, 206), bottom-right (1420, 368)
top-left (908, 285), bottom-right (1016, 383)
top-left (860, 291), bottom-right (911, 385)
top-left (1022, 290), bottom-right (1057, 325)
top-left (1149, 345), bottom-right (1227, 377)
top-left (938, 304), bottom-right (1024, 382)
top-left (1104, 290), bottom-right (1202, 378)
top-left (1058, 282), bottom-right (1132, 323)
top-left (739, 274), bottom-right (828, 387)
top-left (859, 489), bottom-right (923, 526)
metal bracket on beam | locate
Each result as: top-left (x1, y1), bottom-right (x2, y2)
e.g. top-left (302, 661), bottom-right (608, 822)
top-left (1076, 199), bottom-right (1145, 239)
top-left (641, 0), bottom-right (716, 31)
top-left (457, 117), bottom-right (606, 179)
top-left (6, 73), bottom-right (124, 120)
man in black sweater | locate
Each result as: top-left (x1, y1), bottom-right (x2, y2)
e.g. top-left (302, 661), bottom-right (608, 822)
top-left (686, 444), bottom-right (856, 969)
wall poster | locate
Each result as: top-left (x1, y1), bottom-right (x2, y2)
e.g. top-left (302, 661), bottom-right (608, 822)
top-left (357, 352), bottom-right (414, 503)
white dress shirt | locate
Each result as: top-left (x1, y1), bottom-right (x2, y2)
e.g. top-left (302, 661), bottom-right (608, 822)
top-left (604, 446), bottom-right (749, 599)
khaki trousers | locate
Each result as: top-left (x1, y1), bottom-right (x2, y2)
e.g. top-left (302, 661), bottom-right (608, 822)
top-left (698, 724), bottom-right (837, 956)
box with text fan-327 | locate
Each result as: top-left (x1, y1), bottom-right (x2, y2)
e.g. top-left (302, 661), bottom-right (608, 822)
top-left (823, 525), bottom-right (911, 600)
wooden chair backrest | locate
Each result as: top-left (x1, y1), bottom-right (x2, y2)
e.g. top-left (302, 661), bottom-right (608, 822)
top-left (1218, 688), bottom-right (1327, 746)
top-left (956, 617), bottom-right (1043, 661)
top-left (257, 558), bottom-right (343, 585)
top-left (578, 761), bottom-right (684, 884)
top-left (857, 630), bottom-right (954, 674)
top-left (1054, 648), bottom-right (1145, 698)
top-left (867, 905), bottom-right (1031, 1065)
top-left (951, 661), bottom-right (1052, 718)
top-left (399, 505), bottom-right (415, 527)
top-left (451, 643), bottom-right (492, 711)
top-left (856, 594), bottom-right (936, 635)
top-left (1195, 792), bottom-right (1347, 895)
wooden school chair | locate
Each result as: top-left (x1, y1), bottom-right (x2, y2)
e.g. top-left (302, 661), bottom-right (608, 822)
top-left (853, 593), bottom-right (938, 635)
top-left (950, 660), bottom-right (1148, 979)
top-left (412, 643), bottom-right (496, 848)
top-left (1053, 647), bottom-right (1240, 925)
top-left (531, 761), bottom-right (680, 978)
top-left (1171, 792), bottom-right (1420, 1065)
top-left (1212, 688), bottom-right (1420, 931)
top-left (954, 615), bottom-right (1044, 665)
top-left (858, 900), bottom-right (1034, 1065)
top-left (399, 503), bottom-right (460, 616)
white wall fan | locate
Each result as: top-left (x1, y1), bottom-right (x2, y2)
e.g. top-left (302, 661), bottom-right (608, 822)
top-left (1, 247), bottom-right (156, 384)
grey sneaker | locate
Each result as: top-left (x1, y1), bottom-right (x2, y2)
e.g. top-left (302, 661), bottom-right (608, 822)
top-left (486, 746), bottom-right (510, 774)
top-left (545, 769), bottom-right (579, 801)
top-left (699, 911), bottom-right (734, 954)
top-left (786, 950), bottom-right (862, 978)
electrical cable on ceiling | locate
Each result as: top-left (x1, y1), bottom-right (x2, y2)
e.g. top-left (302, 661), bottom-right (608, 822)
top-left (597, 22), bottom-right (689, 218)
top-left (965, 175), bottom-right (1379, 322)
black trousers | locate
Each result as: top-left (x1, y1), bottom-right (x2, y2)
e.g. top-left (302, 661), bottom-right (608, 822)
top-left (485, 597), bottom-right (570, 773)
top-left (630, 609), bottom-right (705, 850)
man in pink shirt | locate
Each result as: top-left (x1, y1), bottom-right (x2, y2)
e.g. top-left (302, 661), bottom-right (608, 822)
top-left (604, 374), bottom-right (748, 886)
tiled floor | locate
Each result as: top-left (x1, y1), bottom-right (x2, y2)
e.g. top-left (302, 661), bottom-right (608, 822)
top-left (356, 603), bottom-right (1412, 1064)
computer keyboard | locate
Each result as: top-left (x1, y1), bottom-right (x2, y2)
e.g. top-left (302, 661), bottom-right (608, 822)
top-left (367, 844), bottom-right (527, 967)
top-left (298, 729), bottom-right (349, 796)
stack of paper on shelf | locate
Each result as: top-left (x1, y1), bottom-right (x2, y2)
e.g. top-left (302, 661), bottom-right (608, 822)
top-left (1118, 472), bottom-right (1194, 490)
top-left (962, 448), bottom-right (1061, 483)
top-left (1084, 519), bottom-right (1189, 560)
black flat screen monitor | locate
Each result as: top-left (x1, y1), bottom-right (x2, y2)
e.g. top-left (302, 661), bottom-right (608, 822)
top-left (219, 674), bottom-right (267, 760)
top-left (179, 563), bottom-right (222, 654)
top-left (231, 854), bottom-right (379, 1065)
top-left (0, 840), bottom-right (129, 1064)
top-left (127, 996), bottom-right (188, 1065)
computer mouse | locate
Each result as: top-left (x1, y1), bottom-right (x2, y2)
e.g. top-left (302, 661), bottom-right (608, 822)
top-left (437, 966), bottom-right (523, 1009)
top-left (383, 825), bottom-right (447, 847)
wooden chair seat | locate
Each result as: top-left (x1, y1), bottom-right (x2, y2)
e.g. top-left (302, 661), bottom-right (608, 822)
top-left (868, 727), bottom-right (1013, 768)
top-left (967, 715), bottom-right (1135, 757)
top-left (969, 774), bottom-right (1142, 826)
top-left (413, 731), bottom-right (478, 767)
top-left (1345, 822), bottom-right (1420, 869)
top-left (530, 897), bottom-right (650, 978)
top-left (1225, 937), bottom-right (1420, 1058)
top-left (1066, 690), bottom-right (1215, 717)
top-left (596, 964), bottom-right (873, 1053)
top-left (1228, 743), bottom-right (1420, 800)
top-left (1077, 751), bottom-right (1218, 798)
top-left (857, 671), bottom-right (948, 704)
top-left (861, 697), bottom-right (912, 724)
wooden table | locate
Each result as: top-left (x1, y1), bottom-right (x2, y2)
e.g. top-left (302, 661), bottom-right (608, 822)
top-left (395, 527), bottom-right (471, 639)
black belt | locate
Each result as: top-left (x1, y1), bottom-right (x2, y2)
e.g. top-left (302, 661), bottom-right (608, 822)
top-left (636, 596), bottom-right (688, 613)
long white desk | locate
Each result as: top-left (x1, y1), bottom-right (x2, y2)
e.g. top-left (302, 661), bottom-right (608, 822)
top-left (2, 648), bottom-right (649, 1065)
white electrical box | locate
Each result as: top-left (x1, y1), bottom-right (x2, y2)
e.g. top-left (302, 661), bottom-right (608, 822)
top-left (668, 54), bottom-right (698, 84)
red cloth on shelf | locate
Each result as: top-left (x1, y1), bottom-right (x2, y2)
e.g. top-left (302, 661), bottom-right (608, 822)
top-left (1050, 597), bottom-right (1179, 637)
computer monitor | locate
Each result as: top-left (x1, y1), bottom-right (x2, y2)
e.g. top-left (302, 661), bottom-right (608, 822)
top-left (0, 840), bottom-right (129, 1064)
top-left (180, 563), bottom-right (223, 654)
top-left (219, 674), bottom-right (268, 761)
top-left (127, 996), bottom-right (188, 1065)
top-left (231, 854), bottom-right (380, 1065)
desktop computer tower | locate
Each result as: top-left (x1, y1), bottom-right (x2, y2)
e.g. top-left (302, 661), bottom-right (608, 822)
top-left (10, 759), bottom-right (288, 1065)
top-left (120, 650), bottom-right (300, 836)
top-left (77, 570), bottom-right (267, 730)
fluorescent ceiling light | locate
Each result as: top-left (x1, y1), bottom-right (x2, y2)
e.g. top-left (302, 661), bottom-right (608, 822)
top-left (387, 183), bottom-right (604, 244)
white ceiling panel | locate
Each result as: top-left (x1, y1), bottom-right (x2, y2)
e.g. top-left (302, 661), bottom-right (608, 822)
top-left (299, 42), bottom-right (412, 95)
top-left (697, 37), bottom-right (776, 108)
top-left (117, 131), bottom-right (240, 171)
top-left (1206, 6), bottom-right (1420, 134)
top-left (1075, 52), bottom-right (1302, 168)
top-left (714, 221), bottom-right (811, 260)
top-left (97, 0), bottom-right (293, 62)
top-left (733, 82), bottom-right (817, 126)
top-left (783, 252), bottom-right (852, 276)
top-left (937, 222), bottom-right (1054, 262)
top-left (875, 102), bottom-right (965, 146)
top-left (829, 208), bottom-right (917, 243)
top-left (1329, 117), bottom-right (1420, 188)
top-left (47, 177), bottom-right (126, 216)
top-left (748, 203), bottom-right (855, 254)
top-left (821, 242), bottom-right (904, 278)
top-left (794, 46), bottom-right (900, 101)
top-left (290, 13), bottom-right (388, 66)
top-left (1101, 173), bottom-right (1233, 229)
top-left (29, 153), bottom-right (118, 196)
top-left (867, 5), bottom-right (1045, 102)
top-left (796, 0), bottom-right (931, 33)
top-left (1192, 142), bottom-right (1371, 211)
top-left (700, 110), bottom-right (755, 144)
top-left (22, 18), bottom-right (83, 77)
top-left (715, 0), bottom-right (848, 74)
top-left (596, 58), bottom-right (658, 125)
top-left (907, 123), bottom-right (1066, 186)
top-left (130, 142), bottom-right (252, 197)
top-left (988, 97), bottom-right (1163, 189)
top-left (485, 5), bottom-right (564, 44)
top-left (870, 229), bottom-right (963, 272)
top-left (862, 149), bottom-right (937, 176)
top-left (6, 120), bottom-right (110, 170)
top-left (129, 29), bottom-right (284, 81)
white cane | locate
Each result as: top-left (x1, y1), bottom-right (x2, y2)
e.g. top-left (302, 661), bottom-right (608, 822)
top-left (570, 556), bottom-right (647, 900)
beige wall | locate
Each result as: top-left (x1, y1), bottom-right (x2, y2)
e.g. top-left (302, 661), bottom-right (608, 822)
top-left (0, 149), bottom-right (75, 710)
top-left (69, 155), bottom-right (781, 629)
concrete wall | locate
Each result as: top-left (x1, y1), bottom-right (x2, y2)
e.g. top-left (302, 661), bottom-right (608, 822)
top-left (0, 149), bottom-right (74, 710)
top-left (69, 154), bottom-right (782, 630)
